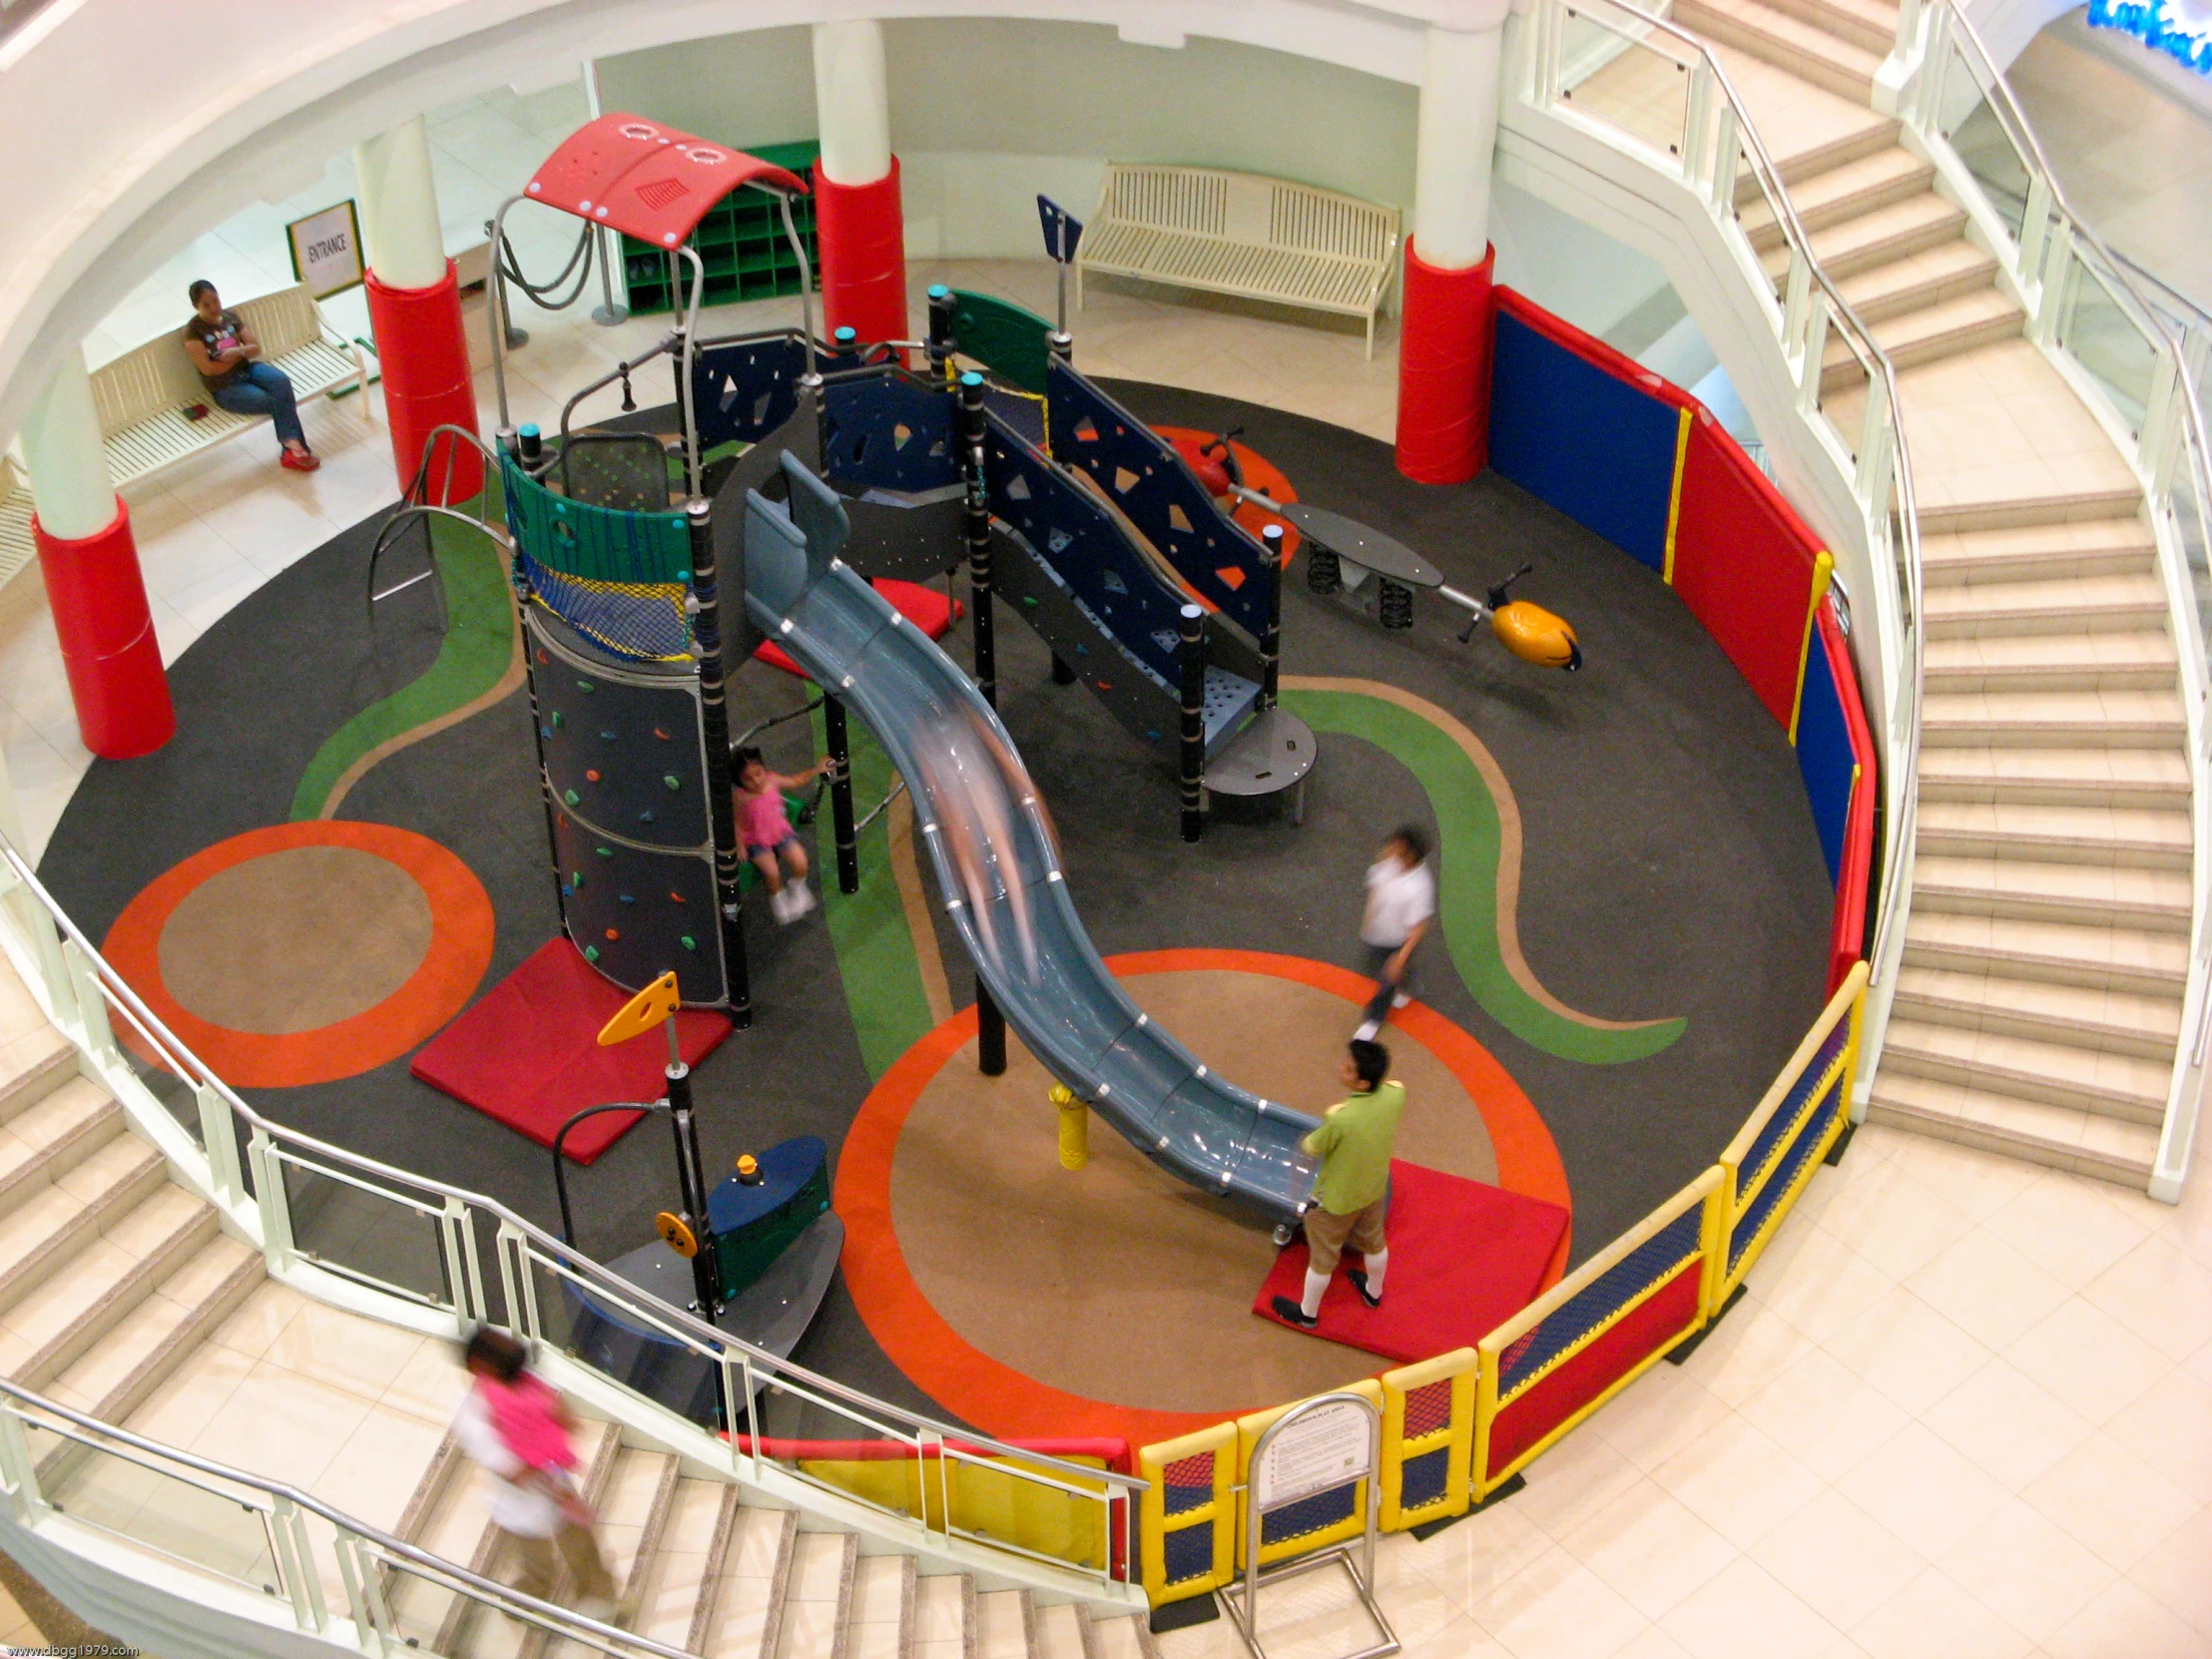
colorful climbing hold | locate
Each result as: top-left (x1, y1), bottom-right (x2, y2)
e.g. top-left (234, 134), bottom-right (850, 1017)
top-left (618, 893), bottom-right (636, 905)
top-left (669, 891), bottom-right (685, 903)
top-left (653, 728), bottom-right (671, 741)
top-left (551, 712), bottom-right (564, 729)
top-left (596, 846), bottom-right (615, 859)
top-left (664, 775), bottom-right (681, 791)
top-left (583, 945), bottom-right (600, 962)
top-left (681, 935), bottom-right (697, 950)
top-left (604, 928), bottom-right (620, 941)
top-left (577, 680), bottom-right (595, 694)
top-left (563, 790), bottom-right (580, 806)
top-left (586, 770), bottom-right (602, 783)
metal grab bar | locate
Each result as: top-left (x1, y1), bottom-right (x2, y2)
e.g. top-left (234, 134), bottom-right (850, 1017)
top-left (0, 1376), bottom-right (694, 1659)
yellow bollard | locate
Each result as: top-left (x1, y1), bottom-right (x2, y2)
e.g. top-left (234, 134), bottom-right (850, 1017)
top-left (1052, 1085), bottom-right (1088, 1170)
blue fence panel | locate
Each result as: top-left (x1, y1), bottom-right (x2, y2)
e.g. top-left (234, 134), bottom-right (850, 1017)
top-left (822, 368), bottom-right (961, 494)
top-left (1496, 1204), bottom-right (1704, 1399)
top-left (1044, 361), bottom-right (1273, 640)
top-left (1737, 1017), bottom-right (1850, 1204)
top-left (692, 333), bottom-right (811, 453)
top-left (1794, 623), bottom-right (1855, 886)
top-left (1729, 1077), bottom-right (1843, 1272)
top-left (1487, 310), bottom-right (1680, 571)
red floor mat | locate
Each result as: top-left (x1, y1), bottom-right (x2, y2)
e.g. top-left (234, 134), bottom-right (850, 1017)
top-left (1253, 1161), bottom-right (1571, 1363)
top-left (410, 938), bottom-right (733, 1163)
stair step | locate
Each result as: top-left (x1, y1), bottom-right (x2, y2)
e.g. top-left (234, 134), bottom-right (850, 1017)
top-left (1914, 800), bottom-right (2193, 868)
top-left (1892, 964), bottom-right (2182, 1059)
top-left (706, 1507), bottom-right (800, 1659)
top-left (1822, 288), bottom-right (2021, 387)
top-left (0, 1021), bottom-right (81, 1128)
top-left (1924, 571), bottom-right (2169, 637)
top-left (1923, 516), bottom-right (2156, 587)
top-left (1741, 147), bottom-right (1932, 249)
top-left (1034, 1603), bottom-right (1089, 1659)
top-left (1912, 853), bottom-right (2191, 931)
top-left (1916, 744), bottom-right (2191, 807)
top-left (600, 1447), bottom-right (681, 1629)
top-left (1764, 194), bottom-right (1966, 279)
top-left (0, 1133), bottom-right (167, 1317)
top-left (1923, 630), bottom-right (2177, 693)
top-left (1920, 688), bottom-right (2186, 746)
top-left (1090, 1613), bottom-right (1151, 1659)
top-left (1903, 909), bottom-right (2188, 995)
top-left (1880, 1015), bottom-right (2169, 1120)
top-left (1868, 1073), bottom-right (2160, 1185)
top-left (977, 1590), bottom-right (1034, 1659)
top-left (1920, 489), bottom-right (2148, 535)
top-left (0, 1182), bottom-right (216, 1389)
top-left (44, 1233), bottom-right (260, 1434)
top-left (1675, 0), bottom-right (1885, 97)
top-left (627, 1477), bottom-right (734, 1648)
top-left (0, 1076), bottom-right (121, 1211)
top-left (778, 1531), bottom-right (857, 1659)
top-left (1752, 0), bottom-right (1902, 54)
top-left (915, 1574), bottom-right (971, 1658)
top-left (1836, 240), bottom-right (2000, 322)
top-left (847, 1554), bottom-right (915, 1659)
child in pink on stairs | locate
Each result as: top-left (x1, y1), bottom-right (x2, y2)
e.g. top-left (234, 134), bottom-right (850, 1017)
top-left (735, 745), bottom-right (832, 923)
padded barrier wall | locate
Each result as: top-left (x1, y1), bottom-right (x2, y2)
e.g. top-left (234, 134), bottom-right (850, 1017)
top-left (1135, 965), bottom-right (1872, 1604)
top-left (1485, 286), bottom-right (1874, 981)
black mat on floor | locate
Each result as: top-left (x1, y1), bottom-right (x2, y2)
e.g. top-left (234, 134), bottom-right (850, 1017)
top-left (38, 382), bottom-right (1832, 1430)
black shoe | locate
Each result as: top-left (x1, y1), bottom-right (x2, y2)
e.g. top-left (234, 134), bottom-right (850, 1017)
top-left (1347, 1269), bottom-right (1382, 1310)
top-left (1271, 1296), bottom-right (1319, 1329)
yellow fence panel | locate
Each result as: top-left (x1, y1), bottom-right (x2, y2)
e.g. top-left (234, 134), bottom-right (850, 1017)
top-left (945, 1449), bottom-right (1115, 1572)
top-left (1237, 1381), bottom-right (1383, 1568)
top-left (1380, 1349), bottom-right (1475, 1530)
top-left (1713, 962), bottom-right (1867, 1313)
top-left (1138, 1422), bottom-right (1238, 1606)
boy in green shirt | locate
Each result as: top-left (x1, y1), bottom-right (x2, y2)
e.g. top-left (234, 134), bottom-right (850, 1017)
top-left (1273, 1039), bottom-right (1403, 1329)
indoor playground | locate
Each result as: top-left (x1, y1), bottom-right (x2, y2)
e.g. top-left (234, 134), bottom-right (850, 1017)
top-left (38, 112), bottom-right (1873, 1629)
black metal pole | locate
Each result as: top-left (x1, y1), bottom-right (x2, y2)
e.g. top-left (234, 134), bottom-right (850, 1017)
top-left (550, 1102), bottom-right (669, 1247)
top-left (1261, 522), bottom-right (1286, 710)
top-left (927, 284), bottom-right (956, 383)
top-left (1179, 603), bottom-right (1208, 843)
top-left (825, 694), bottom-right (859, 895)
top-left (956, 369), bottom-right (1008, 1077)
top-left (665, 1061), bottom-right (722, 1318)
top-left (686, 498), bottom-right (752, 1027)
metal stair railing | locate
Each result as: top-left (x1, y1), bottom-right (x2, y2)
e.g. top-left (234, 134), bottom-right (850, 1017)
top-left (1893, 0), bottom-right (2212, 1201)
top-left (1512, 0), bottom-right (1925, 1116)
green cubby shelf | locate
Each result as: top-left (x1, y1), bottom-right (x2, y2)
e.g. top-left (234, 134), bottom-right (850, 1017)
top-left (620, 139), bottom-right (823, 318)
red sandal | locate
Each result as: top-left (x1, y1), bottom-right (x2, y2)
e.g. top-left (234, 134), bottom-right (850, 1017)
top-left (280, 449), bottom-right (320, 472)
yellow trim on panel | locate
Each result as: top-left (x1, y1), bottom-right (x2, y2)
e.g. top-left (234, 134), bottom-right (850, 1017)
top-left (1138, 1421), bottom-right (1239, 1606)
top-left (1662, 405), bottom-right (1692, 585)
top-left (1788, 550), bottom-right (1836, 745)
top-left (1380, 1350), bottom-right (1476, 1530)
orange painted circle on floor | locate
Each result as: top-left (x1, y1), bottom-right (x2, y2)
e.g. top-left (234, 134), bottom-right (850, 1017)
top-left (834, 949), bottom-right (1569, 1448)
top-left (102, 822), bottom-right (494, 1088)
top-left (1152, 426), bottom-right (1303, 561)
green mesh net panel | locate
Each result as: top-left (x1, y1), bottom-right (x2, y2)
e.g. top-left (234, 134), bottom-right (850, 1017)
top-left (504, 453), bottom-right (697, 662)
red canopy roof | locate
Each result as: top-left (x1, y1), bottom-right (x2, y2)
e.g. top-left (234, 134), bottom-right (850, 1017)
top-left (523, 114), bottom-right (809, 249)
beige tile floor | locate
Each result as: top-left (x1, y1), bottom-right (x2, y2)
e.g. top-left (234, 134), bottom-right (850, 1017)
top-left (0, 1578), bottom-right (38, 1649)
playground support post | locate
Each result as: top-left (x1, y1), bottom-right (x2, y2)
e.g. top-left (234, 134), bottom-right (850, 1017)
top-left (956, 370), bottom-right (1009, 1075)
top-left (1261, 523), bottom-right (1286, 709)
top-left (663, 1060), bottom-right (723, 1318)
top-left (1179, 604), bottom-right (1208, 843)
top-left (686, 498), bottom-right (753, 1028)
top-left (825, 695), bottom-right (859, 895)
top-left (1041, 326), bottom-right (1078, 685)
top-left (927, 284), bottom-right (956, 384)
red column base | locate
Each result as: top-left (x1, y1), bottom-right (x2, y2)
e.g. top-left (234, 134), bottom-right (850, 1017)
top-left (366, 262), bottom-right (482, 503)
top-left (33, 499), bottom-right (175, 760)
top-left (1395, 241), bottom-right (1497, 485)
top-left (816, 157), bottom-right (910, 350)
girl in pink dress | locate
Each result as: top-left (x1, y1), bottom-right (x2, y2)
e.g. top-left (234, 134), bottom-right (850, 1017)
top-left (735, 746), bottom-right (832, 922)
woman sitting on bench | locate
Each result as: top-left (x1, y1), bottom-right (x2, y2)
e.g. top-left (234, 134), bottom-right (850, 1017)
top-left (182, 280), bottom-right (318, 471)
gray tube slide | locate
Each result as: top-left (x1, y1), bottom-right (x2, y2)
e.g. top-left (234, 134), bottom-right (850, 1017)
top-left (744, 454), bottom-right (1319, 1229)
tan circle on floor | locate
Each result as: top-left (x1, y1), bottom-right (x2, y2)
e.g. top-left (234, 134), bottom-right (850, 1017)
top-left (158, 845), bottom-right (435, 1034)
top-left (888, 969), bottom-right (1498, 1417)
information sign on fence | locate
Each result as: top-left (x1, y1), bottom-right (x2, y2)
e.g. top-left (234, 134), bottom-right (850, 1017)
top-left (1252, 1398), bottom-right (1370, 1511)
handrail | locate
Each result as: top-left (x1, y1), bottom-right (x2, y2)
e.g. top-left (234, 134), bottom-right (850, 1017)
top-left (0, 1375), bottom-right (692, 1659)
top-left (0, 840), bottom-right (1146, 1524)
top-left (1530, 0), bottom-right (1925, 996)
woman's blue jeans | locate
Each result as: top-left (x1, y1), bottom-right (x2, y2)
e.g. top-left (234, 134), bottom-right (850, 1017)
top-left (211, 361), bottom-right (306, 450)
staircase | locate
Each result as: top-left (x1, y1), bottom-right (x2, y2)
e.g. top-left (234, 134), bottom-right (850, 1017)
top-left (1652, 0), bottom-right (2189, 1184)
top-left (0, 960), bottom-right (1154, 1658)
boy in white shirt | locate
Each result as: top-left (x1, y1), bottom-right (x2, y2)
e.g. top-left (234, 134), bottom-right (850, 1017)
top-left (1355, 827), bottom-right (1435, 1042)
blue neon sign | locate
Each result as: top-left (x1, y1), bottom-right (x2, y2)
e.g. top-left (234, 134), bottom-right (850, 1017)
top-left (2087, 0), bottom-right (2212, 75)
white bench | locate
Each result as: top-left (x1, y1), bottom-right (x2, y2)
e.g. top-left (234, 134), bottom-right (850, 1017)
top-left (0, 282), bottom-right (369, 585)
top-left (1077, 166), bottom-right (1402, 357)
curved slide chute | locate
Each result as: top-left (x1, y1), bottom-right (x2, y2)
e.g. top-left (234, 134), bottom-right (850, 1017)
top-left (743, 453), bottom-right (1319, 1228)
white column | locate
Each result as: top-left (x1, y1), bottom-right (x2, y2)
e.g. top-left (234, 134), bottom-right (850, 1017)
top-left (1412, 5), bottom-right (1511, 270)
top-left (19, 349), bottom-right (114, 541)
top-left (354, 117), bottom-right (447, 288)
top-left (812, 20), bottom-right (892, 186)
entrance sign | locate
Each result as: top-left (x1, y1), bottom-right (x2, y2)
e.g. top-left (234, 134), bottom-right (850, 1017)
top-left (286, 202), bottom-right (365, 299)
top-left (1253, 1398), bottom-right (1370, 1511)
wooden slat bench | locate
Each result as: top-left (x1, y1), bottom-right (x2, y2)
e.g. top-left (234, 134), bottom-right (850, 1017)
top-left (1077, 165), bottom-right (1402, 357)
top-left (0, 282), bottom-right (369, 586)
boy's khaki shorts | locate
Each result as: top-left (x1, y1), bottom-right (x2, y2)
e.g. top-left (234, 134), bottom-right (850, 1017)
top-left (1303, 1196), bottom-right (1387, 1277)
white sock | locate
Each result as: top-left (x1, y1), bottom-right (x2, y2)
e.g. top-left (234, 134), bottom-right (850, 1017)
top-left (1301, 1268), bottom-right (1331, 1320)
top-left (1362, 1249), bottom-right (1387, 1297)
